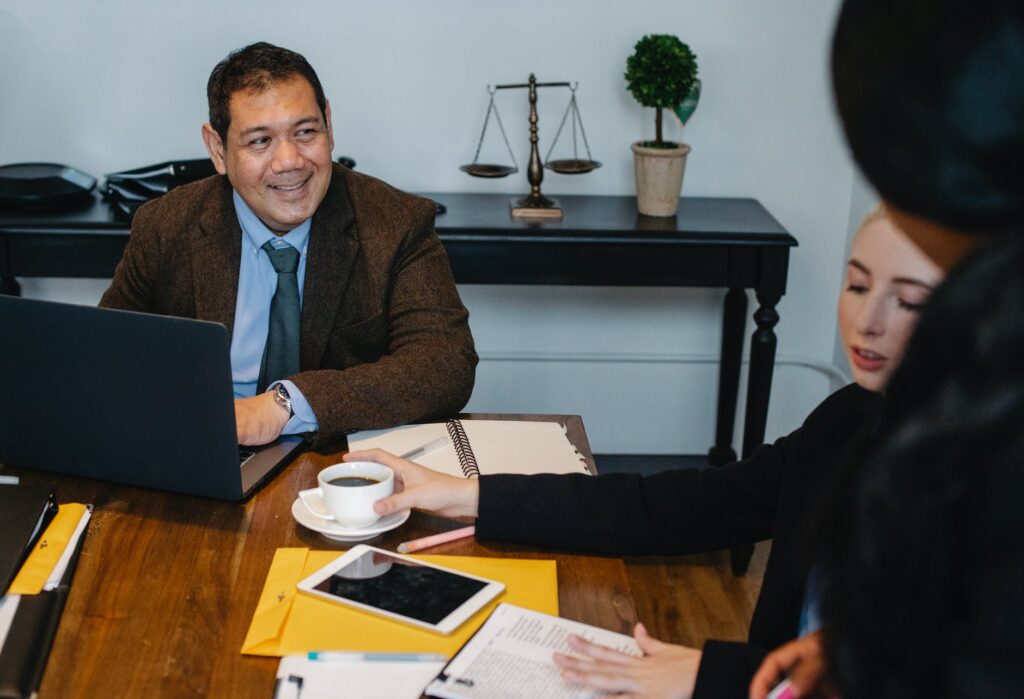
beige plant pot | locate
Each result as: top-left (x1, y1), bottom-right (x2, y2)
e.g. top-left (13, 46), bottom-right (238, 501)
top-left (631, 141), bottom-right (692, 217)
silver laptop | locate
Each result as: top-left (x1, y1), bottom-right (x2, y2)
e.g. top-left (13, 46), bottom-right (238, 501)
top-left (0, 296), bottom-right (305, 500)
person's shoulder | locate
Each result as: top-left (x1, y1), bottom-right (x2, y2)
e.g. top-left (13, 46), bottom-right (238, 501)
top-left (802, 383), bottom-right (881, 430)
top-left (336, 166), bottom-right (434, 227)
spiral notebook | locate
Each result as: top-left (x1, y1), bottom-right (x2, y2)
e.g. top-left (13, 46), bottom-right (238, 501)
top-left (346, 420), bottom-right (590, 478)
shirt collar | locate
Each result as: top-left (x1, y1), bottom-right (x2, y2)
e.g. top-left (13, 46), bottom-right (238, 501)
top-left (232, 190), bottom-right (311, 256)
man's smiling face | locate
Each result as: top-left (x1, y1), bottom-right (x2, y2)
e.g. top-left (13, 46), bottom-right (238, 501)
top-left (204, 75), bottom-right (334, 234)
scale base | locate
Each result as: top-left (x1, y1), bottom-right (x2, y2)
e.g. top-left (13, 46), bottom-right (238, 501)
top-left (510, 194), bottom-right (562, 219)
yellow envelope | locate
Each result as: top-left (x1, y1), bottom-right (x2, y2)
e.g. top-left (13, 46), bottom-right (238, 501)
top-left (241, 548), bottom-right (558, 657)
top-left (9, 503), bottom-right (87, 596)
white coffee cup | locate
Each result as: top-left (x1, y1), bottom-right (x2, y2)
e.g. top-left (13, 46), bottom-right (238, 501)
top-left (298, 462), bottom-right (394, 529)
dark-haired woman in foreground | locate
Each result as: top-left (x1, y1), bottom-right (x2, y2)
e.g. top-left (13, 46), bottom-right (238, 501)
top-left (750, 1), bottom-right (1024, 698)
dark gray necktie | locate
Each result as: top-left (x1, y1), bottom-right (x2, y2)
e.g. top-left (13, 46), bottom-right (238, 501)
top-left (257, 240), bottom-right (301, 393)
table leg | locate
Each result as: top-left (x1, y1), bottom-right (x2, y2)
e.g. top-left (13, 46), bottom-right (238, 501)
top-left (742, 292), bottom-right (781, 457)
top-left (731, 291), bottom-right (781, 575)
top-left (709, 287), bottom-right (747, 467)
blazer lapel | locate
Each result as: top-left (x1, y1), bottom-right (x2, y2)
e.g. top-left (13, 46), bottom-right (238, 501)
top-left (190, 179), bottom-right (242, 334)
top-left (300, 169), bottom-right (358, 370)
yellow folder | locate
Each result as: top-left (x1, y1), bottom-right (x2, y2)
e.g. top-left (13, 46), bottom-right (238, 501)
top-left (241, 548), bottom-right (558, 657)
top-left (8, 503), bottom-right (87, 596)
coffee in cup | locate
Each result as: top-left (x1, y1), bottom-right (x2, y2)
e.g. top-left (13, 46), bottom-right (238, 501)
top-left (298, 461), bottom-right (394, 528)
top-left (327, 476), bottom-right (382, 487)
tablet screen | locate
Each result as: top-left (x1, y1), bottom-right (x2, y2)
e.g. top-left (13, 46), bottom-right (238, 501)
top-left (311, 549), bottom-right (489, 625)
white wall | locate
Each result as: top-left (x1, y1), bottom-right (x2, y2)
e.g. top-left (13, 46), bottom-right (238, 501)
top-left (2, 1), bottom-right (860, 454)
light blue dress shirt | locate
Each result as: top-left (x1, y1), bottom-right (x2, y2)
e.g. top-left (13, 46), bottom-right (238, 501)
top-left (230, 191), bottom-right (318, 435)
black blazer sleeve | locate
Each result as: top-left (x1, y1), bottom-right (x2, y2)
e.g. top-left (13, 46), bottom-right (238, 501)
top-left (476, 385), bottom-right (880, 699)
top-left (476, 432), bottom-right (796, 556)
top-left (477, 385), bottom-right (877, 561)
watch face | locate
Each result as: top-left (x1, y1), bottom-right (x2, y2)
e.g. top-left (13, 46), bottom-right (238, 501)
top-left (274, 385), bottom-right (293, 416)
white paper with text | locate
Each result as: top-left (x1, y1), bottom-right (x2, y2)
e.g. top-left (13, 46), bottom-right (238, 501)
top-left (426, 603), bottom-right (640, 699)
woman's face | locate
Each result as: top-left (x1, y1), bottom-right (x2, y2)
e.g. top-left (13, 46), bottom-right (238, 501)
top-left (838, 217), bottom-right (945, 392)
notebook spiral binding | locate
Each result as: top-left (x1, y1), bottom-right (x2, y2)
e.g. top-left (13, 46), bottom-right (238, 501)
top-left (445, 420), bottom-right (480, 478)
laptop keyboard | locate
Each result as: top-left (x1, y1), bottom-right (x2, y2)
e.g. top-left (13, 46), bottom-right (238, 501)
top-left (239, 449), bottom-right (256, 468)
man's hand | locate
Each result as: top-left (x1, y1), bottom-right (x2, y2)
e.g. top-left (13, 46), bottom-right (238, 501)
top-left (344, 448), bottom-right (480, 519)
top-left (749, 631), bottom-right (834, 699)
top-left (552, 622), bottom-right (701, 699)
top-left (234, 392), bottom-right (290, 446)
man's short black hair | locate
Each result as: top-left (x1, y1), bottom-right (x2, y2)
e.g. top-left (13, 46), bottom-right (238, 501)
top-left (207, 41), bottom-right (328, 143)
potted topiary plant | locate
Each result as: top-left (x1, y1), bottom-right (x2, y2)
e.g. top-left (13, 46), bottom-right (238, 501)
top-left (626, 34), bottom-right (699, 217)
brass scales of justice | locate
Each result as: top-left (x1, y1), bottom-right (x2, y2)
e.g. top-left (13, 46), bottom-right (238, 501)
top-left (460, 74), bottom-right (601, 219)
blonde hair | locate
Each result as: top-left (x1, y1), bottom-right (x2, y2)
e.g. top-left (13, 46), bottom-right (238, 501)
top-left (857, 203), bottom-right (888, 231)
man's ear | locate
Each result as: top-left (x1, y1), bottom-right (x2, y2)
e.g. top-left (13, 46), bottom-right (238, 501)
top-left (201, 123), bottom-right (228, 175)
top-left (324, 99), bottom-right (335, 152)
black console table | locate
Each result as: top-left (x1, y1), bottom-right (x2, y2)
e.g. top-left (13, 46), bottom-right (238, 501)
top-left (0, 192), bottom-right (797, 569)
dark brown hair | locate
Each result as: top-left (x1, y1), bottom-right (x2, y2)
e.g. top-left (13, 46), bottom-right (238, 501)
top-left (831, 1), bottom-right (1024, 234)
top-left (206, 42), bottom-right (327, 143)
top-left (822, 4), bottom-right (1024, 696)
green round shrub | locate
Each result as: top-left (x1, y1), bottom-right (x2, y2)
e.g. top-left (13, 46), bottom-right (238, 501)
top-left (626, 34), bottom-right (699, 146)
top-left (625, 34), bottom-right (699, 109)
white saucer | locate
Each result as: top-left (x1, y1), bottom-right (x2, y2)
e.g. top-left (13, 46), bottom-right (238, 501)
top-left (291, 498), bottom-right (410, 542)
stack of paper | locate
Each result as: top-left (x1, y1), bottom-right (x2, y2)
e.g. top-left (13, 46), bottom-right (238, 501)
top-left (427, 604), bottom-right (641, 699)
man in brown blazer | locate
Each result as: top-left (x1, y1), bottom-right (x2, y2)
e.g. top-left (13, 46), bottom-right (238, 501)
top-left (100, 42), bottom-right (477, 449)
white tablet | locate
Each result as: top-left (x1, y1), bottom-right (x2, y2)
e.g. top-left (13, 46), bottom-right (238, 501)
top-left (296, 545), bottom-right (505, 635)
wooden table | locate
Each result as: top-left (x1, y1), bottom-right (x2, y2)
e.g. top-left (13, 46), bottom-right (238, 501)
top-left (4, 415), bottom-right (705, 698)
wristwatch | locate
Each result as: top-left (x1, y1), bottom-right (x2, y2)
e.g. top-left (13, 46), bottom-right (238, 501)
top-left (268, 383), bottom-right (294, 418)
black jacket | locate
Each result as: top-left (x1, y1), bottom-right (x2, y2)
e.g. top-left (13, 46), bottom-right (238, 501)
top-left (475, 383), bottom-right (881, 698)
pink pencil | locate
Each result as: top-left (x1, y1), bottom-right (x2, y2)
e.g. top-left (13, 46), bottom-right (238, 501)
top-left (397, 526), bottom-right (476, 553)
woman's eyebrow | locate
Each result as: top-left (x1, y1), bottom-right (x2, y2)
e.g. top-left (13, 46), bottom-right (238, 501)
top-left (847, 259), bottom-right (871, 274)
top-left (892, 277), bottom-right (936, 290)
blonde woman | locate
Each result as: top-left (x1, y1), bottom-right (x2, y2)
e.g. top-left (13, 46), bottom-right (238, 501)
top-left (349, 209), bottom-right (943, 699)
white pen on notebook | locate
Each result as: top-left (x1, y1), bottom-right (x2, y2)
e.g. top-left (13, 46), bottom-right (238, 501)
top-left (399, 436), bottom-right (450, 461)
top-left (307, 651), bottom-right (447, 663)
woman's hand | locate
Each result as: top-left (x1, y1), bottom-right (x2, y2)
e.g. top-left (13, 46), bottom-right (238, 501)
top-left (553, 622), bottom-right (701, 699)
top-left (749, 631), bottom-right (833, 699)
top-left (344, 448), bottom-right (480, 519)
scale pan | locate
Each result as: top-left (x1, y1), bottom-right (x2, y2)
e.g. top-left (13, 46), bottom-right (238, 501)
top-left (460, 163), bottom-right (517, 178)
top-left (545, 159), bottom-right (602, 175)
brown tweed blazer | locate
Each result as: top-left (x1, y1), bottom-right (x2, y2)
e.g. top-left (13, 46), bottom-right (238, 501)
top-left (100, 164), bottom-right (478, 448)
